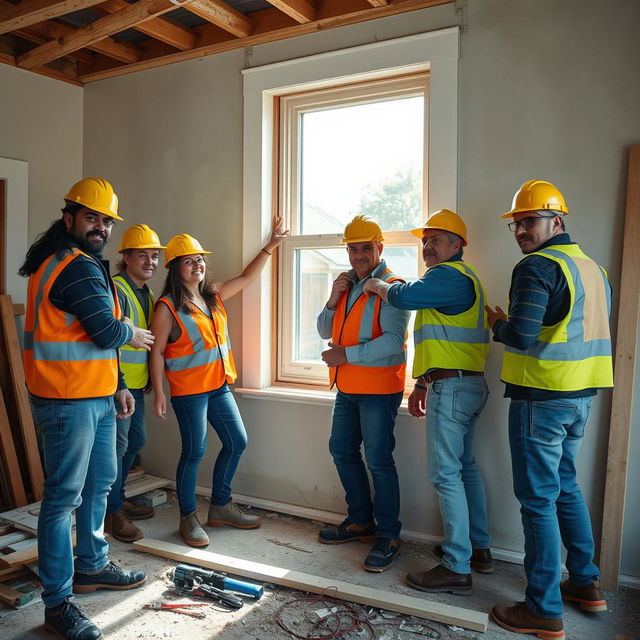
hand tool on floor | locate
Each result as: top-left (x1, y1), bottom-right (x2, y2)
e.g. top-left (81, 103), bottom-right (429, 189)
top-left (173, 564), bottom-right (264, 599)
top-left (144, 602), bottom-right (208, 618)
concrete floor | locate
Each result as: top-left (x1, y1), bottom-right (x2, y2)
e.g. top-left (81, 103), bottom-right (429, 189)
top-left (2, 492), bottom-right (639, 640)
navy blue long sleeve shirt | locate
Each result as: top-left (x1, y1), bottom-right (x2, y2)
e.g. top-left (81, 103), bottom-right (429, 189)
top-left (492, 233), bottom-right (601, 400)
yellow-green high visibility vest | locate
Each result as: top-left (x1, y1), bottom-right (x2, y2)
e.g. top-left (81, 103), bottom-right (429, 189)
top-left (412, 261), bottom-right (489, 378)
top-left (114, 274), bottom-right (154, 389)
top-left (501, 244), bottom-right (613, 391)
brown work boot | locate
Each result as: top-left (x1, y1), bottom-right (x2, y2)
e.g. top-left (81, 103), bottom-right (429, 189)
top-left (560, 579), bottom-right (607, 612)
top-left (433, 544), bottom-right (494, 573)
top-left (406, 564), bottom-right (472, 595)
top-left (104, 511), bottom-right (143, 543)
top-left (491, 602), bottom-right (565, 640)
top-left (123, 499), bottom-right (154, 520)
top-left (207, 501), bottom-right (260, 529)
top-left (179, 512), bottom-right (210, 547)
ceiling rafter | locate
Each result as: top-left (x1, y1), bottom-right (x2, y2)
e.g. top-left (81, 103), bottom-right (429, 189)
top-left (15, 18), bottom-right (140, 63)
top-left (17, 0), bottom-right (191, 69)
top-left (183, 0), bottom-right (253, 38)
top-left (0, 0), bottom-right (105, 35)
top-left (265, 0), bottom-right (315, 24)
top-left (95, 0), bottom-right (197, 51)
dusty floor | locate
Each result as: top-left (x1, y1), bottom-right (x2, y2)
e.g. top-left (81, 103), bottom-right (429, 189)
top-left (2, 492), bottom-right (639, 640)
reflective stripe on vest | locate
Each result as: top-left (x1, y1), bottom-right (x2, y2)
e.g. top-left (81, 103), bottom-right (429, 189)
top-left (412, 261), bottom-right (489, 378)
top-left (330, 268), bottom-right (407, 395)
top-left (24, 249), bottom-right (120, 399)
top-left (160, 294), bottom-right (237, 397)
top-left (113, 275), bottom-right (154, 389)
top-left (500, 244), bottom-right (613, 391)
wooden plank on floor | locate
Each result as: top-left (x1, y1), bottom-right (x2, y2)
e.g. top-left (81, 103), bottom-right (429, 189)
top-left (0, 388), bottom-right (27, 507)
top-left (133, 538), bottom-right (488, 632)
top-left (124, 475), bottom-right (170, 498)
top-left (0, 295), bottom-right (44, 500)
top-left (600, 144), bottom-right (640, 591)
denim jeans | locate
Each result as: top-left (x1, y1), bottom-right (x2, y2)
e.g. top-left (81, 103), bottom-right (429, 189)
top-left (426, 375), bottom-right (490, 574)
top-left (31, 395), bottom-right (116, 607)
top-left (509, 396), bottom-right (598, 618)
top-left (171, 384), bottom-right (247, 516)
top-left (106, 387), bottom-right (146, 514)
top-left (329, 390), bottom-right (403, 539)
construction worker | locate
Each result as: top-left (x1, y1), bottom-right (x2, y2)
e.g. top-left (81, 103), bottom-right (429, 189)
top-left (150, 218), bottom-right (288, 548)
top-left (317, 215), bottom-right (410, 572)
top-left (20, 178), bottom-right (154, 640)
top-left (365, 209), bottom-right (492, 593)
top-left (104, 224), bottom-right (165, 542)
top-left (487, 180), bottom-right (613, 639)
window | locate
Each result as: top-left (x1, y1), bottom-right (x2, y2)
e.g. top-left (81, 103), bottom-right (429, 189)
top-left (277, 74), bottom-right (428, 387)
top-left (240, 28), bottom-right (459, 392)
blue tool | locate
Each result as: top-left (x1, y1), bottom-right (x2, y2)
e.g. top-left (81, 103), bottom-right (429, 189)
top-left (173, 564), bottom-right (264, 600)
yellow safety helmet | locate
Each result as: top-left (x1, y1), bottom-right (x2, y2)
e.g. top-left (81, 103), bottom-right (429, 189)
top-left (411, 209), bottom-right (468, 246)
top-left (165, 234), bottom-right (211, 267)
top-left (502, 179), bottom-right (569, 218)
top-left (64, 177), bottom-right (122, 221)
top-left (118, 224), bottom-right (165, 253)
top-left (341, 215), bottom-right (384, 244)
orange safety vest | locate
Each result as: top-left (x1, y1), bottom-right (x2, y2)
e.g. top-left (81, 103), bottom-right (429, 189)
top-left (329, 268), bottom-right (406, 395)
top-left (159, 295), bottom-right (237, 397)
top-left (24, 248), bottom-right (121, 399)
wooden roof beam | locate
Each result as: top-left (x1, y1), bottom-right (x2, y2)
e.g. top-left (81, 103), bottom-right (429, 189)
top-left (184, 0), bottom-right (252, 38)
top-left (17, 0), bottom-right (189, 69)
top-left (266, 1), bottom-right (315, 23)
top-left (14, 19), bottom-right (141, 64)
top-left (0, 0), bottom-right (105, 35)
top-left (96, 0), bottom-right (197, 51)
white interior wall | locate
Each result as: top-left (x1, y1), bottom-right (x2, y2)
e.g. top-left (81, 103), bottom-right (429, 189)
top-left (81, 0), bottom-right (640, 579)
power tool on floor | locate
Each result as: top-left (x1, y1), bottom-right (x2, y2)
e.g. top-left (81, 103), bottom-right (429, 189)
top-left (172, 564), bottom-right (263, 610)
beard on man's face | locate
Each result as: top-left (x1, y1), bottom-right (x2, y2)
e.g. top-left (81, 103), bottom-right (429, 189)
top-left (71, 229), bottom-right (107, 255)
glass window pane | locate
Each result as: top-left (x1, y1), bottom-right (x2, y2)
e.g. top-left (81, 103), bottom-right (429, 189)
top-left (300, 97), bottom-right (424, 235)
top-left (292, 246), bottom-right (419, 366)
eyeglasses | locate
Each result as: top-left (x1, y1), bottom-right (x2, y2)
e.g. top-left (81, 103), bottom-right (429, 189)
top-left (507, 215), bottom-right (557, 232)
top-left (180, 256), bottom-right (206, 267)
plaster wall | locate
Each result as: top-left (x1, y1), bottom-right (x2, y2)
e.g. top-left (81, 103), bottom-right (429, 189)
top-left (82, 0), bottom-right (640, 579)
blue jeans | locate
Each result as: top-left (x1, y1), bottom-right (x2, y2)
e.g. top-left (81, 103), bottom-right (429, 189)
top-left (171, 384), bottom-right (248, 516)
top-left (31, 395), bottom-right (116, 608)
top-left (329, 390), bottom-right (403, 539)
top-left (426, 375), bottom-right (490, 574)
top-left (509, 397), bottom-right (599, 618)
top-left (107, 388), bottom-right (146, 514)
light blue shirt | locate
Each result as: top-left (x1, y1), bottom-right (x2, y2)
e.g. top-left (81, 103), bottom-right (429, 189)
top-left (316, 260), bottom-right (410, 364)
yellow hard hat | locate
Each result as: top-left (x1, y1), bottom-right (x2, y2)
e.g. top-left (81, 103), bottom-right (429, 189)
top-left (411, 209), bottom-right (468, 246)
top-left (64, 177), bottom-right (122, 221)
top-left (119, 224), bottom-right (166, 253)
top-left (341, 215), bottom-right (384, 244)
top-left (501, 179), bottom-right (569, 218)
top-left (165, 234), bottom-right (211, 267)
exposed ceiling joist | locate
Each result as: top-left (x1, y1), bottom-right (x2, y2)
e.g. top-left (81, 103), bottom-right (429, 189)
top-left (266, 0), bottom-right (315, 24)
top-left (17, 0), bottom-right (187, 68)
top-left (15, 18), bottom-right (140, 63)
top-left (96, 0), bottom-right (197, 51)
top-left (0, 0), bottom-right (104, 35)
top-left (184, 0), bottom-right (253, 38)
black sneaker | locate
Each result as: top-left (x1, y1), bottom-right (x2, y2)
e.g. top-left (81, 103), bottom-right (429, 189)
top-left (44, 597), bottom-right (102, 639)
top-left (73, 561), bottom-right (146, 594)
top-left (318, 518), bottom-right (376, 544)
top-left (433, 544), bottom-right (494, 573)
top-left (364, 537), bottom-right (401, 572)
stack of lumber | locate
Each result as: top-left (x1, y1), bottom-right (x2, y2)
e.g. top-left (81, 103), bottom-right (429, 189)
top-left (0, 294), bottom-right (43, 510)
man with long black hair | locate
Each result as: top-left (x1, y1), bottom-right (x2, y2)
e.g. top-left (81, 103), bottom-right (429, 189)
top-left (20, 178), bottom-right (154, 640)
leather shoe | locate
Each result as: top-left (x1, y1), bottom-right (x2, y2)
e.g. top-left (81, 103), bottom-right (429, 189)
top-left (433, 544), bottom-right (494, 573)
top-left (406, 564), bottom-right (472, 595)
top-left (491, 602), bottom-right (565, 640)
top-left (560, 579), bottom-right (607, 612)
top-left (122, 500), bottom-right (154, 520)
top-left (318, 519), bottom-right (375, 544)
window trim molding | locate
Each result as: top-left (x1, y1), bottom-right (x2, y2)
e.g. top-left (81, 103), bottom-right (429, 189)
top-left (242, 27), bottom-right (459, 389)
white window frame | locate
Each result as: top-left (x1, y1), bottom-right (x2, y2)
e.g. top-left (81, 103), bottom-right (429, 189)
top-left (241, 27), bottom-right (459, 391)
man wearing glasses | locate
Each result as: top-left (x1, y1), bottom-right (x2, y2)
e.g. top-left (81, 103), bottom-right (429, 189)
top-left (20, 178), bottom-right (154, 640)
top-left (486, 180), bottom-right (613, 640)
